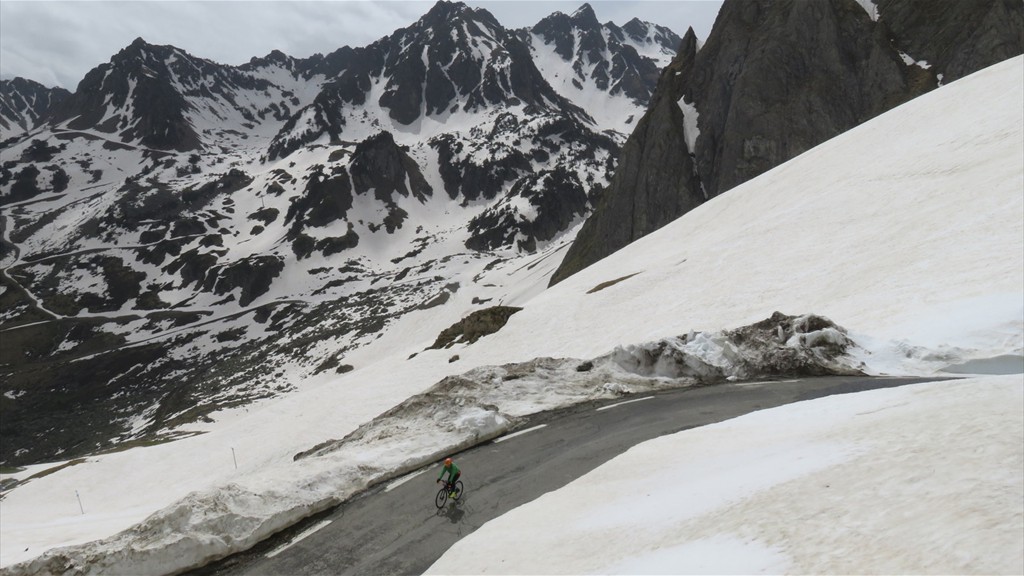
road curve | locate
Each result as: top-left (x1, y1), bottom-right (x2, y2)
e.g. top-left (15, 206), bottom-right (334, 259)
top-left (191, 375), bottom-right (945, 576)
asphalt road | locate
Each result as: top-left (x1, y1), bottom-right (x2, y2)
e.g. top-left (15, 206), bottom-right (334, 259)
top-left (191, 375), bottom-right (945, 576)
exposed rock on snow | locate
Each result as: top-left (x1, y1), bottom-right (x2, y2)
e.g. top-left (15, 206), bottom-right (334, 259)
top-left (428, 305), bottom-right (523, 349)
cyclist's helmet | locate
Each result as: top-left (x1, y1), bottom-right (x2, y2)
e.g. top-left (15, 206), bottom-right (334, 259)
top-left (444, 458), bottom-right (453, 466)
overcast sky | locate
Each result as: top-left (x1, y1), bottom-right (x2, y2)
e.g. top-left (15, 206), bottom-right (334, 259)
top-left (0, 1), bottom-right (722, 91)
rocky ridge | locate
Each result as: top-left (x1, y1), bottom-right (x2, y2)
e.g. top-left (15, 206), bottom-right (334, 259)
top-left (0, 78), bottom-right (71, 143)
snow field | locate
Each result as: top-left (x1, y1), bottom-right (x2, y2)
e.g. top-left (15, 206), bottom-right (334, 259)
top-left (429, 376), bottom-right (1023, 574)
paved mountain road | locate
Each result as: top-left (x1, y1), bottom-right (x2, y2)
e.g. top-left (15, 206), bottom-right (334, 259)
top-left (191, 375), bottom-right (945, 576)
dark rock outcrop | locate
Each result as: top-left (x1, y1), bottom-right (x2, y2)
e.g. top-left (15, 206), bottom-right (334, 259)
top-left (876, 0), bottom-right (1024, 83)
top-left (285, 165), bottom-right (354, 235)
top-left (202, 255), bottom-right (285, 307)
top-left (428, 305), bottom-right (523, 349)
top-left (350, 131), bottom-right (432, 204)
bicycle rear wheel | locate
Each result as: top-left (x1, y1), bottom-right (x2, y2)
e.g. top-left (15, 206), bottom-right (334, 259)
top-left (452, 480), bottom-right (464, 501)
top-left (435, 487), bottom-right (448, 509)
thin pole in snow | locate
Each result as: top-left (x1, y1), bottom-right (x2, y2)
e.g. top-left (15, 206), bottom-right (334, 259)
top-left (75, 490), bottom-right (85, 515)
top-left (231, 447), bottom-right (238, 470)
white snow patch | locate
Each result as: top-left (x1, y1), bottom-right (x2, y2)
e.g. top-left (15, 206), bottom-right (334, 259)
top-left (854, 0), bottom-right (880, 21)
top-left (677, 96), bottom-right (701, 154)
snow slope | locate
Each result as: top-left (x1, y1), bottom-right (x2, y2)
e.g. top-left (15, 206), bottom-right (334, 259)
top-left (1, 54), bottom-right (1021, 575)
top-left (430, 375), bottom-right (1023, 574)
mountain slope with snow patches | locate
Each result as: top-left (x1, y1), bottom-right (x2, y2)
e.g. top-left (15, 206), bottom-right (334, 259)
top-left (1, 48), bottom-right (1020, 576)
top-left (0, 2), bottom-right (676, 468)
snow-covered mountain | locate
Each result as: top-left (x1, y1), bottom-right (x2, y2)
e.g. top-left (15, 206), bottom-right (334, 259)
top-left (519, 3), bottom-right (680, 133)
top-left (0, 1), bottom-right (676, 468)
top-left (2, 48), bottom-right (1020, 576)
top-left (44, 37), bottom-right (323, 153)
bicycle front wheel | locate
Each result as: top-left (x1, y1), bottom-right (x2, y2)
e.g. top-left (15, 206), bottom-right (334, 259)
top-left (452, 480), bottom-right (464, 501)
top-left (435, 487), bottom-right (448, 509)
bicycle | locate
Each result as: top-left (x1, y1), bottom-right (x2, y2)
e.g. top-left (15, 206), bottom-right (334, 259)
top-left (435, 479), bottom-right (464, 509)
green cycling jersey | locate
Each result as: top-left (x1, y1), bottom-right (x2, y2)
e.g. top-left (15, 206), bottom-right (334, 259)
top-left (438, 461), bottom-right (460, 482)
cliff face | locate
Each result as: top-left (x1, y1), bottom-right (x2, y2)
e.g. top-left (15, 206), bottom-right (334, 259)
top-left (686, 0), bottom-right (917, 196)
top-left (877, 0), bottom-right (1024, 84)
top-left (550, 0), bottom-right (1024, 286)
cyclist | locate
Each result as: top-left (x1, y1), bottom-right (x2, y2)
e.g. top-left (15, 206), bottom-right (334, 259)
top-left (436, 457), bottom-right (461, 496)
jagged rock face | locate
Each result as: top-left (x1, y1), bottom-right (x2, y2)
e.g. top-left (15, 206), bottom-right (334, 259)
top-left (551, 0), bottom-right (1024, 285)
top-left (350, 131), bottom-right (432, 204)
top-left (381, 1), bottom-right (566, 122)
top-left (0, 78), bottom-right (70, 142)
top-left (688, 0), bottom-right (917, 195)
top-left (877, 0), bottom-right (1024, 83)
top-left (48, 38), bottom-right (204, 151)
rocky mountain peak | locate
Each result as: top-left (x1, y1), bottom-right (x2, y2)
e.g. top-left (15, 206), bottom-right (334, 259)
top-left (414, 0), bottom-right (506, 42)
top-left (677, 27), bottom-right (699, 62)
top-left (113, 37), bottom-right (182, 68)
top-left (570, 3), bottom-right (600, 28)
top-left (422, 0), bottom-right (475, 23)
top-left (247, 49), bottom-right (292, 68)
top-left (0, 78), bottom-right (71, 141)
top-left (621, 17), bottom-right (683, 52)
top-left (269, 0), bottom-right (591, 159)
top-left (45, 38), bottom-right (203, 151)
top-left (530, 11), bottom-right (577, 60)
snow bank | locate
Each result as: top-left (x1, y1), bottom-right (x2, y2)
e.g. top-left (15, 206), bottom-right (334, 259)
top-left (609, 313), bottom-right (859, 380)
top-left (428, 376), bottom-right (1024, 575)
top-left (1, 313), bottom-right (865, 575)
